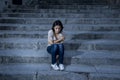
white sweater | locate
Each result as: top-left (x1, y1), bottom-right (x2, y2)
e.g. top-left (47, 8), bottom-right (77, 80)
top-left (48, 30), bottom-right (64, 46)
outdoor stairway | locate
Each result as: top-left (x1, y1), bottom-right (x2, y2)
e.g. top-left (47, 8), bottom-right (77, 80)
top-left (0, 5), bottom-right (120, 80)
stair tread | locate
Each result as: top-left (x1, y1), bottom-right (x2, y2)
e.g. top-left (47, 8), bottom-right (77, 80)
top-left (0, 49), bottom-right (119, 59)
top-left (73, 50), bottom-right (120, 59)
top-left (1, 12), bottom-right (119, 14)
top-left (6, 8), bottom-right (120, 12)
top-left (71, 50), bottom-right (120, 65)
top-left (1, 17), bottom-right (120, 20)
top-left (0, 38), bottom-right (120, 45)
top-left (0, 63), bottom-right (119, 80)
top-left (0, 49), bottom-right (81, 57)
top-left (1, 63), bottom-right (94, 73)
top-left (0, 49), bottom-right (119, 65)
top-left (66, 64), bottom-right (120, 74)
top-left (0, 63), bottom-right (88, 80)
top-left (0, 63), bottom-right (50, 72)
top-left (0, 23), bottom-right (119, 27)
top-left (89, 73), bottom-right (120, 79)
top-left (0, 31), bottom-right (120, 34)
top-left (94, 65), bottom-right (120, 74)
top-left (1, 13), bottom-right (119, 15)
top-left (1, 13), bottom-right (119, 18)
top-left (0, 63), bottom-right (119, 74)
top-left (0, 18), bottom-right (119, 25)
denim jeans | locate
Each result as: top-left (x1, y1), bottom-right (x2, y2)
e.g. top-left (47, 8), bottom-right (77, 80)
top-left (47, 44), bottom-right (64, 64)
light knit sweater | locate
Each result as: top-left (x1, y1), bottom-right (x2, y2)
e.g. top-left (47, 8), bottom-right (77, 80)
top-left (48, 30), bottom-right (64, 46)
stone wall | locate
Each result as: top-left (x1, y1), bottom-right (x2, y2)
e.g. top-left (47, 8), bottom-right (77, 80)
top-left (0, 0), bottom-right (120, 12)
top-left (0, 0), bottom-right (10, 12)
top-left (108, 0), bottom-right (120, 5)
top-left (38, 0), bottom-right (120, 5)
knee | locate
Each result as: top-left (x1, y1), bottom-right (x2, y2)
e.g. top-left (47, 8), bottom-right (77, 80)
top-left (58, 44), bottom-right (64, 54)
top-left (47, 46), bottom-right (51, 54)
top-left (58, 44), bottom-right (64, 49)
top-left (53, 44), bottom-right (58, 49)
top-left (51, 44), bottom-right (59, 53)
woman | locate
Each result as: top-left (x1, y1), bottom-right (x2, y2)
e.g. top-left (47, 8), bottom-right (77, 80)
top-left (47, 20), bottom-right (65, 71)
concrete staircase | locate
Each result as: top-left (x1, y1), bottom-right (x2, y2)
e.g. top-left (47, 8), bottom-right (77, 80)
top-left (0, 4), bottom-right (120, 80)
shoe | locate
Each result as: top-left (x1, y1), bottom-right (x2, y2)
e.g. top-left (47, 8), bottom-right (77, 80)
top-left (51, 63), bottom-right (59, 70)
top-left (59, 64), bottom-right (64, 71)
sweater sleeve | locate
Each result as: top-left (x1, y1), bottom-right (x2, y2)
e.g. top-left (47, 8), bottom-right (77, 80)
top-left (48, 30), bottom-right (53, 41)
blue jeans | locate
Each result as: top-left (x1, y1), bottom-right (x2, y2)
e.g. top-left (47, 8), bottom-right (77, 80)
top-left (47, 44), bottom-right (64, 64)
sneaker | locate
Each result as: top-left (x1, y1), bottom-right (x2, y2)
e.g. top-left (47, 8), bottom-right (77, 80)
top-left (59, 64), bottom-right (64, 71)
top-left (51, 63), bottom-right (59, 70)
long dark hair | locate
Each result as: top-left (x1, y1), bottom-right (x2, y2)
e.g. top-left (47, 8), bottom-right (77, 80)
top-left (52, 20), bottom-right (64, 33)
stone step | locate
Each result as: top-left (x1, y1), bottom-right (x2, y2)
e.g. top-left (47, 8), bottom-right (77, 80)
top-left (6, 5), bottom-right (120, 12)
top-left (0, 63), bottom-right (88, 80)
top-left (0, 18), bottom-right (120, 25)
top-left (66, 64), bottom-right (120, 74)
top-left (0, 63), bottom-right (119, 80)
top-left (0, 38), bottom-right (120, 51)
top-left (89, 73), bottom-right (120, 80)
top-left (0, 49), bottom-right (80, 64)
top-left (66, 64), bottom-right (120, 80)
top-left (0, 31), bottom-right (120, 40)
top-left (8, 5), bottom-right (120, 9)
top-left (37, 4), bottom-right (120, 9)
top-left (77, 39), bottom-right (120, 51)
top-left (1, 13), bottom-right (120, 18)
top-left (67, 31), bottom-right (120, 40)
top-left (0, 49), bottom-right (119, 66)
top-left (0, 24), bottom-right (120, 31)
top-left (4, 8), bottom-right (120, 14)
top-left (0, 31), bottom-right (47, 39)
top-left (71, 50), bottom-right (120, 65)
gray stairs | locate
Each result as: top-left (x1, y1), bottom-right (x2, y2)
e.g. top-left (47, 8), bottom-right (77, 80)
top-left (0, 4), bottom-right (120, 80)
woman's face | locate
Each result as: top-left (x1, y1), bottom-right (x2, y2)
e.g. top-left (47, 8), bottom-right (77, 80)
top-left (54, 25), bottom-right (61, 34)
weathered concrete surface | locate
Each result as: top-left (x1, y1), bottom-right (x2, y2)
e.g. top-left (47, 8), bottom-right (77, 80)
top-left (0, 3), bottom-right (120, 80)
top-left (71, 50), bottom-right (120, 65)
top-left (0, 63), bottom-right (88, 80)
top-left (89, 73), bottom-right (120, 80)
top-left (0, 63), bottom-right (120, 80)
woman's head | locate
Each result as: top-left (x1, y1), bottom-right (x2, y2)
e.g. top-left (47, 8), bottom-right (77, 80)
top-left (52, 20), bottom-right (63, 34)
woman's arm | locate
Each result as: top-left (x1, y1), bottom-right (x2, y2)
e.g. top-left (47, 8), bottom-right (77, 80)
top-left (48, 30), bottom-right (65, 44)
top-left (48, 40), bottom-right (54, 44)
top-left (48, 36), bottom-right (65, 44)
top-left (48, 38), bottom-right (63, 44)
top-left (53, 36), bottom-right (65, 43)
top-left (48, 30), bottom-right (54, 45)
